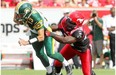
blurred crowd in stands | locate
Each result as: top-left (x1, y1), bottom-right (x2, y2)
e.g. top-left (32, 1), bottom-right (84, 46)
top-left (1, 0), bottom-right (115, 8)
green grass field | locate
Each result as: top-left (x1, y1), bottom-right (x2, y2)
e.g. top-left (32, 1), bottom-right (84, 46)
top-left (1, 69), bottom-right (115, 75)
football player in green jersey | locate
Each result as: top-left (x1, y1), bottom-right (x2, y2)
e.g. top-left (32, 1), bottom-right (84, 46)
top-left (13, 1), bottom-right (72, 75)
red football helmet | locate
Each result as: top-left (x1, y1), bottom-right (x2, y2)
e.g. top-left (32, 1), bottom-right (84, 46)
top-left (68, 10), bottom-right (85, 27)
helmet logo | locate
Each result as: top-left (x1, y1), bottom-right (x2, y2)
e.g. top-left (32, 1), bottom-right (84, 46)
top-left (24, 8), bottom-right (31, 14)
top-left (77, 19), bottom-right (84, 23)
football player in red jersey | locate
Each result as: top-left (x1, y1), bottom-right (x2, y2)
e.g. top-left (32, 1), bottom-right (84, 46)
top-left (46, 10), bottom-right (96, 75)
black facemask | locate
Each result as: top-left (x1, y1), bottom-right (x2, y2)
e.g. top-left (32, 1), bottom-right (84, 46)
top-left (66, 18), bottom-right (76, 31)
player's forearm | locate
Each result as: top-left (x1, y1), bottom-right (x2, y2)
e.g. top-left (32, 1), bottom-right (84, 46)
top-left (37, 28), bottom-right (45, 41)
top-left (28, 29), bottom-right (44, 44)
top-left (50, 33), bottom-right (75, 44)
top-left (51, 34), bottom-right (67, 43)
top-left (28, 35), bottom-right (44, 44)
top-left (37, 35), bottom-right (44, 42)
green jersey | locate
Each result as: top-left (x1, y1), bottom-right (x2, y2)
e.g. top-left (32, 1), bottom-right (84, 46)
top-left (90, 18), bottom-right (104, 41)
top-left (14, 2), bottom-right (65, 69)
top-left (25, 9), bottom-right (49, 34)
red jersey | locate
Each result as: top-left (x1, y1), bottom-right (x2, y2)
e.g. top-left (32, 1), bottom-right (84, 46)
top-left (58, 17), bottom-right (90, 52)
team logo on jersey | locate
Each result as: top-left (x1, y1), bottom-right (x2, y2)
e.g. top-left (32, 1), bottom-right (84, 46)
top-left (77, 32), bottom-right (82, 38)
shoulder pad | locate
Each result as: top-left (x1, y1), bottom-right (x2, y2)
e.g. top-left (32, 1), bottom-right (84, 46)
top-left (72, 30), bottom-right (85, 41)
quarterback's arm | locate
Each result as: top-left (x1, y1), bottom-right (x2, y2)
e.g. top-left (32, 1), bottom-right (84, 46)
top-left (19, 27), bottom-right (45, 46)
top-left (37, 28), bottom-right (45, 42)
top-left (19, 28), bottom-right (45, 45)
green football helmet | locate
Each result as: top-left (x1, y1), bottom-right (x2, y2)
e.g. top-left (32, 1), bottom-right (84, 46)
top-left (15, 1), bottom-right (32, 24)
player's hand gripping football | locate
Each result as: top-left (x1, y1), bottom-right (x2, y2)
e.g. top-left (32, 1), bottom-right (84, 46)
top-left (18, 38), bottom-right (29, 46)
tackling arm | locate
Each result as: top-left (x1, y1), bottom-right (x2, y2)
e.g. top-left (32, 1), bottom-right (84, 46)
top-left (46, 31), bottom-right (77, 44)
top-left (50, 24), bottom-right (60, 31)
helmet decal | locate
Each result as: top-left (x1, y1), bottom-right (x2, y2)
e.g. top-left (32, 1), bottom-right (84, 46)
top-left (69, 10), bottom-right (85, 27)
top-left (15, 1), bottom-right (32, 15)
top-left (77, 18), bottom-right (84, 24)
top-left (24, 8), bottom-right (31, 14)
top-left (14, 1), bottom-right (32, 24)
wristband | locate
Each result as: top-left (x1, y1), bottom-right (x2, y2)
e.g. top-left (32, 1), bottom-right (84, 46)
top-left (28, 37), bottom-right (38, 44)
